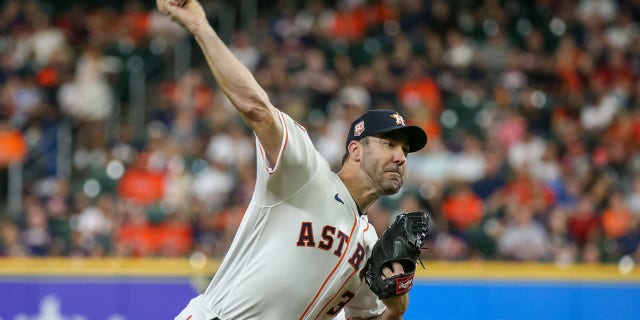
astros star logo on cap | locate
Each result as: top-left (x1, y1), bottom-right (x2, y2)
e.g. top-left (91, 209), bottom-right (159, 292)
top-left (390, 112), bottom-right (405, 126)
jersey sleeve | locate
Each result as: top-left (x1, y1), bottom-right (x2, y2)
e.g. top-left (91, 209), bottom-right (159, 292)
top-left (254, 111), bottom-right (325, 205)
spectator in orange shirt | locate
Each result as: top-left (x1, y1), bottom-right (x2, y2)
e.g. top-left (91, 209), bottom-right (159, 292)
top-left (442, 183), bottom-right (484, 231)
top-left (328, 2), bottom-right (368, 40)
top-left (398, 60), bottom-right (443, 115)
top-left (114, 207), bottom-right (157, 257)
top-left (601, 190), bottom-right (633, 239)
top-left (158, 212), bottom-right (193, 257)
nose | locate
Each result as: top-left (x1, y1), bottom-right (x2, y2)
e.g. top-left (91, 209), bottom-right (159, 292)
top-left (392, 147), bottom-right (407, 165)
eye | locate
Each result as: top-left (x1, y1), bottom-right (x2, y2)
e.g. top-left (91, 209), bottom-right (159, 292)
top-left (380, 139), bottom-right (394, 148)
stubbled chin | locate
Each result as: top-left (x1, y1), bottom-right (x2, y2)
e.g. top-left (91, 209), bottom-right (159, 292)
top-left (382, 180), bottom-right (402, 195)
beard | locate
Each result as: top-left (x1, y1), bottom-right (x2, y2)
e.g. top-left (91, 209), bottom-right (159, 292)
top-left (361, 153), bottom-right (405, 195)
top-left (380, 172), bottom-right (404, 195)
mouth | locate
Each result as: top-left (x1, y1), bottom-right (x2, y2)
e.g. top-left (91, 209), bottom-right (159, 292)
top-left (385, 171), bottom-right (402, 179)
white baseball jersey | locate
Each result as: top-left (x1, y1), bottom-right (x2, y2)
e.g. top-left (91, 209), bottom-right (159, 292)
top-left (201, 111), bottom-right (385, 320)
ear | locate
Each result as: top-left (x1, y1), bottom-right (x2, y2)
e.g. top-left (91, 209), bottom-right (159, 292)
top-left (348, 140), bottom-right (362, 162)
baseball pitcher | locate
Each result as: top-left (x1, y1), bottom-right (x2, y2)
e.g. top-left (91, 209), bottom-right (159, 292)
top-left (157, 1), bottom-right (431, 319)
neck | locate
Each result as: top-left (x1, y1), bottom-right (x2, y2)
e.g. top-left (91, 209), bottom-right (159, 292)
top-left (337, 168), bottom-right (380, 212)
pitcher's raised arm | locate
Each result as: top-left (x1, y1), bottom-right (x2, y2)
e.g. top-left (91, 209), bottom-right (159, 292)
top-left (157, 0), bottom-right (282, 164)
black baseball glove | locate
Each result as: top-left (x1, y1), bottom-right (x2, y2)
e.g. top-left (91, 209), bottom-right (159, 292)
top-left (364, 211), bottom-right (431, 299)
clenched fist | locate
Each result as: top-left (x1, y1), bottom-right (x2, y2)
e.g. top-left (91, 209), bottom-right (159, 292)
top-left (156, 0), bottom-right (208, 34)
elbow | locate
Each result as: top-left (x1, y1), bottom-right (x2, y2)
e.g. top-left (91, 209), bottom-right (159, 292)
top-left (239, 94), bottom-right (274, 123)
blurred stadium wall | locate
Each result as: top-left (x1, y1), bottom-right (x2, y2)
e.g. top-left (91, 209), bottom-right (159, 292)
top-left (1, 258), bottom-right (639, 319)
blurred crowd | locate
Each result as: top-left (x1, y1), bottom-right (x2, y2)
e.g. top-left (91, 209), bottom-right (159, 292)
top-left (0, 0), bottom-right (639, 266)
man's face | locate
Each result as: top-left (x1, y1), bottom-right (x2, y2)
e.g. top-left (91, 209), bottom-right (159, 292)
top-left (360, 132), bottom-right (410, 195)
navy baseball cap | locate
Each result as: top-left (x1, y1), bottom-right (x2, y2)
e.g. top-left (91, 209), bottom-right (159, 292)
top-left (346, 110), bottom-right (428, 152)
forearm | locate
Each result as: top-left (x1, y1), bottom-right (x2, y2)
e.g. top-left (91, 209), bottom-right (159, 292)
top-left (379, 292), bottom-right (408, 320)
top-left (354, 309), bottom-right (404, 320)
top-left (192, 24), bottom-right (271, 118)
top-left (190, 22), bottom-right (282, 162)
top-left (380, 308), bottom-right (405, 320)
